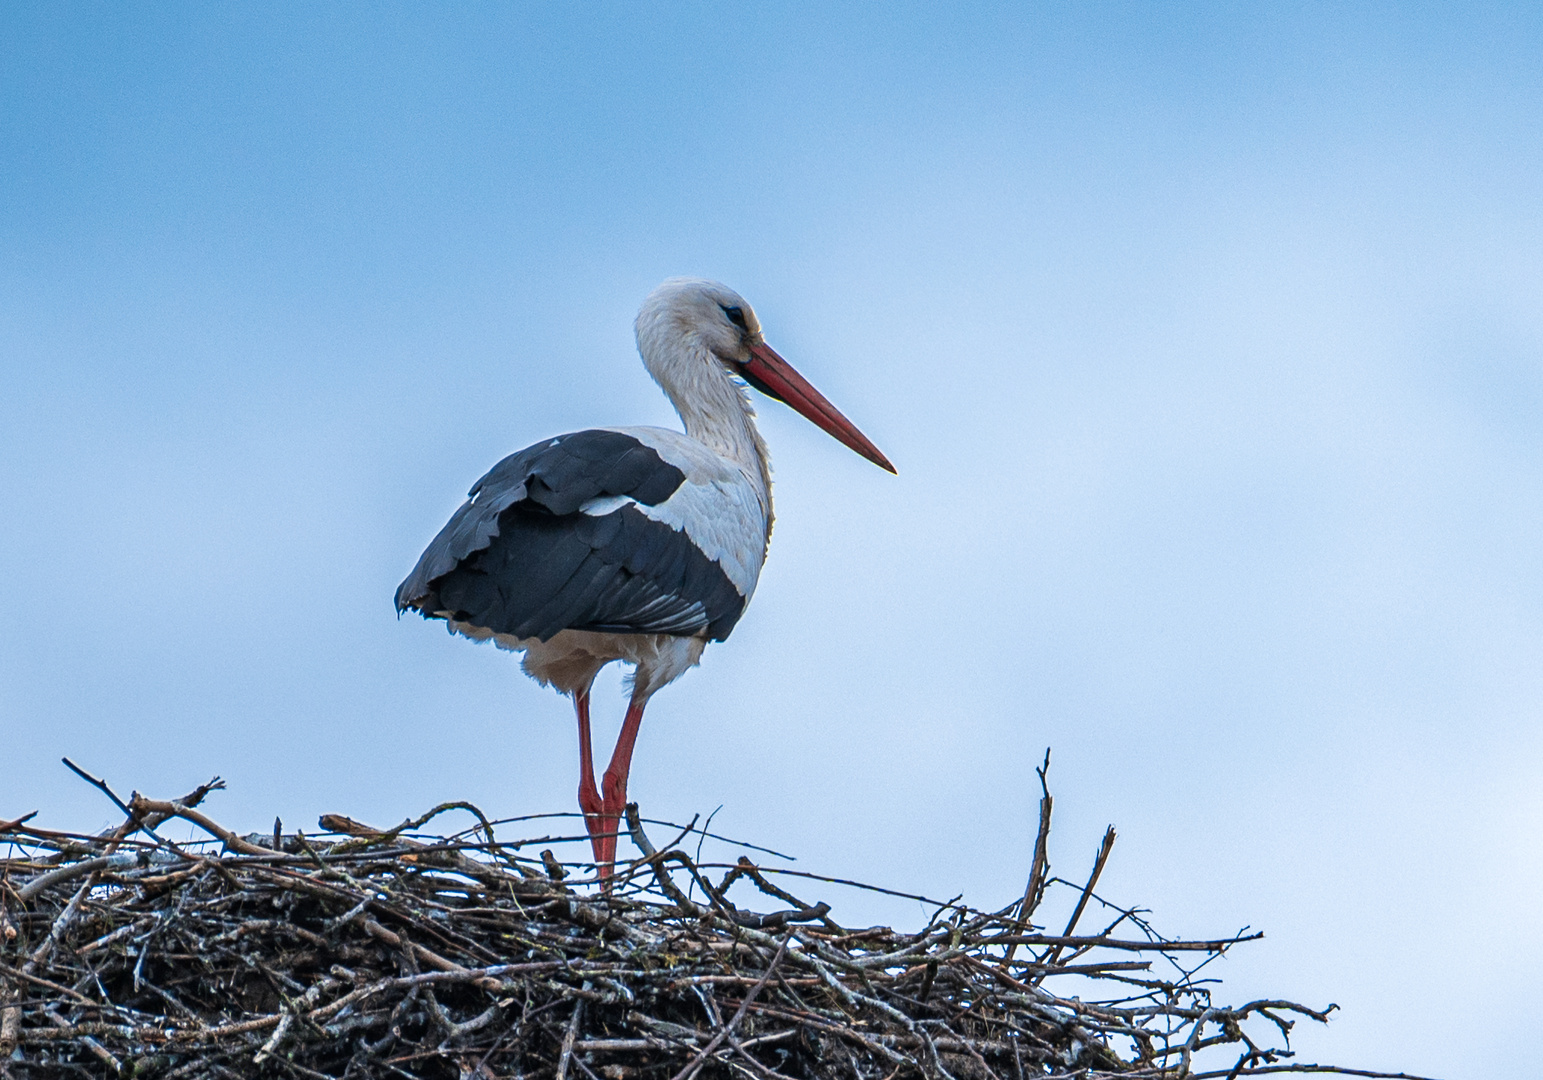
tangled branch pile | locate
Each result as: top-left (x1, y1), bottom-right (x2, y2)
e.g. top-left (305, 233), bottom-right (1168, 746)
top-left (2, 769), bottom-right (1428, 1080)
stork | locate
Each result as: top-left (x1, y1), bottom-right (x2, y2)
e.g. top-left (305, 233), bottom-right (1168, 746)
top-left (396, 278), bottom-right (893, 876)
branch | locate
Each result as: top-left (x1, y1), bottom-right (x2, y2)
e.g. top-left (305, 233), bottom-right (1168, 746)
top-left (1002, 748), bottom-right (1054, 970)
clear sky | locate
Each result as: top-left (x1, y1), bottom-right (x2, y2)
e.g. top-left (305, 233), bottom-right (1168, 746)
top-left (3, 4), bottom-right (1540, 1076)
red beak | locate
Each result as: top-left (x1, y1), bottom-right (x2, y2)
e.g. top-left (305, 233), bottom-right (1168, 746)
top-left (741, 342), bottom-right (896, 474)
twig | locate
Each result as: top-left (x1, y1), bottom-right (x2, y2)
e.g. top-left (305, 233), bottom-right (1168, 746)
top-left (16, 852), bottom-right (143, 900)
top-left (125, 793), bottom-right (270, 856)
top-left (60, 757), bottom-right (136, 820)
top-left (556, 997), bottom-right (584, 1080)
top-left (0, 779), bottom-right (1398, 1080)
top-left (1036, 825), bottom-right (1116, 972)
top-left (0, 812), bottom-right (38, 834)
top-left (1188, 1069), bottom-right (1443, 1080)
top-left (1002, 748), bottom-right (1053, 970)
top-left (988, 931), bottom-right (1262, 952)
top-left (669, 933), bottom-right (793, 1080)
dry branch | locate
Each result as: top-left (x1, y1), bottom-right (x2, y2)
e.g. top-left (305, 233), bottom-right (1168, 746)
top-left (0, 772), bottom-right (1435, 1080)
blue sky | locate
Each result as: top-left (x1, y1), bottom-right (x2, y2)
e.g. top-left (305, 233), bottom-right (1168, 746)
top-left (4, 5), bottom-right (1541, 1076)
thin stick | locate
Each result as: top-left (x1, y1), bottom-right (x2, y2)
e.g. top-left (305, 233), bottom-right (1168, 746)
top-left (0, 783), bottom-right (1387, 1079)
top-left (0, 812), bottom-right (38, 833)
top-left (1188, 1068), bottom-right (1444, 1080)
top-left (668, 933), bottom-right (793, 1080)
top-left (1036, 824), bottom-right (1116, 972)
top-left (60, 758), bottom-right (135, 820)
top-left (59, 758), bottom-right (192, 856)
top-left (556, 997), bottom-right (584, 1080)
top-left (1002, 749), bottom-right (1054, 970)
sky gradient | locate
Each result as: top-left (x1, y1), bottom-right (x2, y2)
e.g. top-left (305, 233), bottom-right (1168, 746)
top-left (4, 5), bottom-right (1541, 1076)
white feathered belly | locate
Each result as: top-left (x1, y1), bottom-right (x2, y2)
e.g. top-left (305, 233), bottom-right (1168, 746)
top-left (447, 621), bottom-right (707, 700)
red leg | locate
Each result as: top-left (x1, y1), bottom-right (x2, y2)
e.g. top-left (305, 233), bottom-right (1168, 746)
top-left (573, 689), bottom-right (607, 867)
top-left (596, 690), bottom-right (649, 872)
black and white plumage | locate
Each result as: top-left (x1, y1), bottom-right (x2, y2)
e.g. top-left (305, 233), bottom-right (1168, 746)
top-left (397, 278), bottom-right (893, 877)
top-left (395, 429), bottom-right (748, 644)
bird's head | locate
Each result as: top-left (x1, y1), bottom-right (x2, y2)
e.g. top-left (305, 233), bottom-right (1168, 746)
top-left (636, 278), bottom-right (895, 473)
top-left (635, 277), bottom-right (765, 360)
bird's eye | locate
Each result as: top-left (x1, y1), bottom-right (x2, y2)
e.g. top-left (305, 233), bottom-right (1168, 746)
top-left (720, 305), bottom-right (748, 330)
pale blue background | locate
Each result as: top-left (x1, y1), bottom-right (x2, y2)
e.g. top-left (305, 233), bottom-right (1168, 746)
top-left (4, 5), bottom-right (1540, 1077)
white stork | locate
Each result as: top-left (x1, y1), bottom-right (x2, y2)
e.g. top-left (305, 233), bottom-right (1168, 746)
top-left (396, 278), bottom-right (893, 876)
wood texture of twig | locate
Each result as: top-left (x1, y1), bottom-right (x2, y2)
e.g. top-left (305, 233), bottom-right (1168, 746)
top-left (1035, 823), bottom-right (1117, 973)
top-left (0, 772), bottom-right (1409, 1080)
top-left (668, 933), bottom-right (791, 1080)
top-left (1002, 748), bottom-right (1054, 970)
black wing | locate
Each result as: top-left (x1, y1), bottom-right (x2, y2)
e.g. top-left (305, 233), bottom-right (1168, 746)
top-left (395, 430), bottom-right (747, 642)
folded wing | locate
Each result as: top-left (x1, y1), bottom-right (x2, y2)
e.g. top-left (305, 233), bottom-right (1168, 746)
top-left (395, 429), bottom-right (749, 642)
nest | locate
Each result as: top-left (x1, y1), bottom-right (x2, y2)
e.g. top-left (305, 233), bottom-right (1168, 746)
top-left (1, 763), bottom-right (1428, 1080)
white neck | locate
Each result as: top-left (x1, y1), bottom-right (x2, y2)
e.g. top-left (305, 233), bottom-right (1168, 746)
top-left (639, 331), bottom-right (774, 505)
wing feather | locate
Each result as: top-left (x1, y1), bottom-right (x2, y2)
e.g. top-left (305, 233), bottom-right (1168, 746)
top-left (397, 429), bottom-right (751, 642)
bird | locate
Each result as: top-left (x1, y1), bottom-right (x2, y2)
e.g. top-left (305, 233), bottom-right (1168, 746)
top-left (395, 278), bottom-right (894, 877)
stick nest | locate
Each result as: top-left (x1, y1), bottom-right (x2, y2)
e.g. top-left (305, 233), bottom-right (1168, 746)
top-left (2, 771), bottom-right (1424, 1080)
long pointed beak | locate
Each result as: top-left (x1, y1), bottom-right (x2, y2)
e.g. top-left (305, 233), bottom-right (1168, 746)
top-left (741, 342), bottom-right (896, 474)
